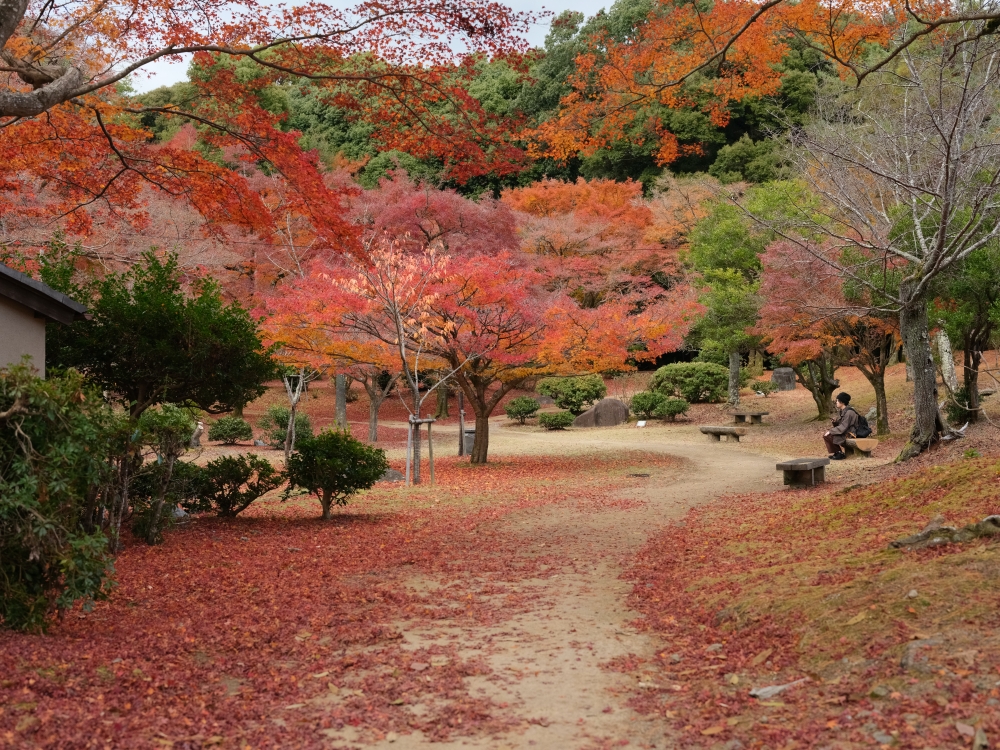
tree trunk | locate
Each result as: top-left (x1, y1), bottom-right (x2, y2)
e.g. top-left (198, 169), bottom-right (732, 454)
top-left (435, 386), bottom-right (450, 418)
top-left (470, 412), bottom-right (490, 464)
top-left (335, 374), bottom-right (347, 428)
top-left (106, 451), bottom-right (139, 554)
top-left (232, 403), bottom-right (244, 419)
top-left (964, 347), bottom-right (982, 424)
top-left (899, 293), bottom-right (943, 459)
top-left (368, 398), bottom-right (380, 442)
top-left (935, 328), bottom-right (958, 394)
top-left (146, 454), bottom-right (177, 545)
top-left (285, 401), bottom-right (297, 461)
top-left (411, 420), bottom-right (422, 484)
top-left (728, 351), bottom-right (741, 406)
top-left (794, 355), bottom-right (839, 420)
top-left (872, 372), bottom-right (890, 436)
top-left (320, 490), bottom-right (332, 520)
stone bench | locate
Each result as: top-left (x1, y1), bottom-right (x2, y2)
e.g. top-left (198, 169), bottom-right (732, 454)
top-left (776, 457), bottom-right (830, 488)
top-left (700, 425), bottom-right (748, 442)
top-left (845, 437), bottom-right (879, 458)
top-left (731, 411), bottom-right (769, 425)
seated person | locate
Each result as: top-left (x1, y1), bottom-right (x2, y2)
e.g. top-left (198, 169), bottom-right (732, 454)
top-left (823, 392), bottom-right (859, 460)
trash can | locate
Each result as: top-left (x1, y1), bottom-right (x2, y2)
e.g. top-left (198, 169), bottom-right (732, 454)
top-left (463, 428), bottom-right (476, 455)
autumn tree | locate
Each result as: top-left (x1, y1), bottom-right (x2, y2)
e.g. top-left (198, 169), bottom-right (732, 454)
top-left (418, 252), bottom-right (554, 463)
top-left (527, 0), bottom-right (1000, 174)
top-left (266, 174), bottom-right (697, 467)
top-left (502, 177), bottom-right (672, 308)
top-left (758, 240), bottom-right (898, 432)
top-left (0, 0), bottom-right (534, 254)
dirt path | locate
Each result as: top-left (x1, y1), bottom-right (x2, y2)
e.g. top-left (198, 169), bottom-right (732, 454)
top-left (346, 428), bottom-right (784, 750)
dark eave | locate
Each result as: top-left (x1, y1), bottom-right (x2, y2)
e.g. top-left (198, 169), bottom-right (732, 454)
top-left (0, 263), bottom-right (88, 325)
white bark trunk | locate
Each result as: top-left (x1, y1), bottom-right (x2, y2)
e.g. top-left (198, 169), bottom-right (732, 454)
top-left (935, 328), bottom-right (958, 394)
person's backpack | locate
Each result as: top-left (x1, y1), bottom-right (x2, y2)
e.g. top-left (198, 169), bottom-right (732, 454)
top-left (849, 407), bottom-right (873, 439)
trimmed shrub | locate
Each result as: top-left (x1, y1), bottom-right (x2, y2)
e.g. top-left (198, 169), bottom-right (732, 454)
top-left (505, 396), bottom-right (541, 424)
top-left (630, 391), bottom-right (668, 419)
top-left (285, 430), bottom-right (388, 519)
top-left (257, 405), bottom-right (312, 448)
top-left (537, 375), bottom-right (607, 414)
top-left (202, 454), bottom-right (285, 517)
top-left (654, 397), bottom-right (690, 421)
top-left (208, 416), bottom-right (254, 444)
top-left (131, 459), bottom-right (208, 538)
top-left (538, 411), bottom-right (575, 430)
top-left (650, 362), bottom-right (729, 403)
top-left (750, 379), bottom-right (779, 397)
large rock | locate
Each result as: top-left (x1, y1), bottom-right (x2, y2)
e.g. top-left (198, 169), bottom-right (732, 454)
top-left (771, 367), bottom-right (796, 391)
top-left (379, 468), bottom-right (405, 483)
top-left (572, 398), bottom-right (630, 428)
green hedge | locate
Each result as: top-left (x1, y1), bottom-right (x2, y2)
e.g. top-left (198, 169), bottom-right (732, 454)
top-left (537, 375), bottom-right (606, 414)
top-left (538, 411), bottom-right (575, 430)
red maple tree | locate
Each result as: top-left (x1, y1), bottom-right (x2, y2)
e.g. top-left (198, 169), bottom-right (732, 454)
top-left (1, 0), bottom-right (533, 239)
top-left (756, 239), bottom-right (898, 432)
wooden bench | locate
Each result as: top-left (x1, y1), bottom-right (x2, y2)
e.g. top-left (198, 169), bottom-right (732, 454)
top-left (776, 457), bottom-right (830, 488)
top-left (700, 425), bottom-right (748, 442)
top-left (845, 437), bottom-right (879, 458)
top-left (731, 411), bottom-right (769, 425)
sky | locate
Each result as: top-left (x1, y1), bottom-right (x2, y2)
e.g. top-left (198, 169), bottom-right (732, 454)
top-left (130, 0), bottom-right (611, 92)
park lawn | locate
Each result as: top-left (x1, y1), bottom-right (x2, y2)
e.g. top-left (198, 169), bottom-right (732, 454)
top-left (623, 455), bottom-right (1000, 748)
top-left (0, 451), bottom-right (677, 750)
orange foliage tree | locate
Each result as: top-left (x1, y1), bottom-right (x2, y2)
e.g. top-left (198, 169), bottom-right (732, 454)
top-left (756, 240), bottom-right (899, 432)
top-left (0, 0), bottom-right (533, 238)
top-left (266, 176), bottom-right (697, 469)
top-left (502, 177), bottom-right (676, 308)
top-left (530, 0), bottom-right (982, 168)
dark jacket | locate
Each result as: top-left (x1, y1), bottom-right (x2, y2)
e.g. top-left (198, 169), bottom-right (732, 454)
top-left (828, 407), bottom-right (860, 445)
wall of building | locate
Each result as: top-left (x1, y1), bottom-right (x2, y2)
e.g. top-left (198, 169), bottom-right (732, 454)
top-left (0, 295), bottom-right (46, 377)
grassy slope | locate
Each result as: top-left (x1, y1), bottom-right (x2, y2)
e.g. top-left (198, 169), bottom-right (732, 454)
top-left (622, 361), bottom-right (1000, 749)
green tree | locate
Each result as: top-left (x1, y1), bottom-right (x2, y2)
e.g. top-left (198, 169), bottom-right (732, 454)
top-left (537, 375), bottom-right (607, 414)
top-left (686, 183), bottom-right (814, 404)
top-left (43, 249), bottom-right (277, 418)
top-left (933, 244), bottom-right (1000, 423)
top-left (504, 396), bottom-right (541, 424)
top-left (0, 363), bottom-right (115, 631)
top-left (285, 430), bottom-right (388, 520)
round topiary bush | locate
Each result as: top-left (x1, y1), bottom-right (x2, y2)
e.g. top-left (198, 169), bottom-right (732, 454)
top-left (630, 391), bottom-right (668, 419)
top-left (654, 397), bottom-right (690, 421)
top-left (538, 411), bottom-right (575, 430)
top-left (650, 362), bottom-right (729, 403)
top-left (285, 429), bottom-right (388, 519)
top-left (208, 416), bottom-right (254, 444)
top-left (505, 396), bottom-right (541, 424)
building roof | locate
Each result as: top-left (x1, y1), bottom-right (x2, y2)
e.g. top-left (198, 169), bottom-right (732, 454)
top-left (0, 263), bottom-right (88, 325)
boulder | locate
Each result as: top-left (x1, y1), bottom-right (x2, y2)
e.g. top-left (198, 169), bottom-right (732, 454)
top-left (572, 398), bottom-right (630, 428)
top-left (771, 367), bottom-right (796, 391)
top-left (379, 468), bottom-right (405, 483)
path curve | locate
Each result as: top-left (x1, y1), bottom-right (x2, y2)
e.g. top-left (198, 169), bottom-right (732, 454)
top-left (365, 430), bottom-right (783, 749)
